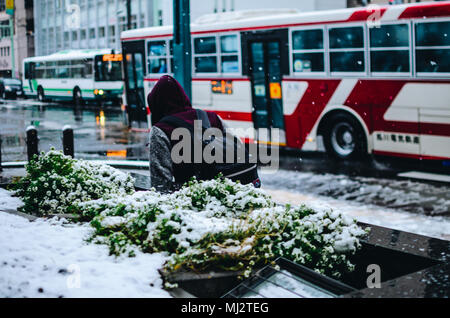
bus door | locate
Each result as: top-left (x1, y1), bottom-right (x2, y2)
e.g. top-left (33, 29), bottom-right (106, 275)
top-left (122, 40), bottom-right (146, 125)
top-left (245, 29), bottom-right (288, 145)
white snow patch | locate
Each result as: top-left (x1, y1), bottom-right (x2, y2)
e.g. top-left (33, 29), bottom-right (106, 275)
top-left (265, 189), bottom-right (450, 241)
top-left (0, 188), bottom-right (23, 211)
top-left (0, 212), bottom-right (170, 298)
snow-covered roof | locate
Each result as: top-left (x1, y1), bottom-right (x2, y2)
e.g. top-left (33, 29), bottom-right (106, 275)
top-left (23, 49), bottom-right (117, 63)
top-left (193, 8), bottom-right (301, 25)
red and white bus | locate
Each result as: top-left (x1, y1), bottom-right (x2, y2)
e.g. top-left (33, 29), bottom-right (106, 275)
top-left (121, 1), bottom-right (450, 161)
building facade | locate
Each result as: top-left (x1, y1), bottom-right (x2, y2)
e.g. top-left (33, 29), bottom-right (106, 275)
top-left (33, 0), bottom-right (436, 58)
top-left (0, 0), bottom-right (34, 78)
top-left (34, 0), bottom-right (156, 56)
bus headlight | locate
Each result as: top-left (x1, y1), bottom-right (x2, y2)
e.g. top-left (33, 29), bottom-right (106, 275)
top-left (5, 85), bottom-right (11, 91)
top-left (99, 89), bottom-right (104, 95)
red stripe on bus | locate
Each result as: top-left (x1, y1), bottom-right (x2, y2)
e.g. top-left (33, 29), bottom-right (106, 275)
top-left (344, 80), bottom-right (407, 134)
top-left (285, 79), bottom-right (342, 149)
top-left (144, 77), bottom-right (250, 82)
top-left (347, 7), bottom-right (387, 21)
top-left (420, 123), bottom-right (450, 137)
top-left (192, 78), bottom-right (250, 82)
top-left (373, 150), bottom-right (450, 161)
top-left (399, 2), bottom-right (450, 19)
top-left (213, 111), bottom-right (253, 122)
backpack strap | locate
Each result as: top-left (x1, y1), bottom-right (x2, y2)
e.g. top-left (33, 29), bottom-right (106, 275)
top-left (195, 109), bottom-right (211, 129)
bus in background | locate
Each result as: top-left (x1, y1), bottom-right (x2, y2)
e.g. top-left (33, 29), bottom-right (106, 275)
top-left (121, 1), bottom-right (450, 161)
top-left (22, 49), bottom-right (124, 105)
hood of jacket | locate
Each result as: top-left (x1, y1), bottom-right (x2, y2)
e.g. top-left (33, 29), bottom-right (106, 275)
top-left (147, 75), bottom-right (192, 125)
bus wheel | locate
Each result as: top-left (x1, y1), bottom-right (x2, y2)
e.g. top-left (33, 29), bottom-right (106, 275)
top-left (323, 113), bottom-right (367, 160)
top-left (37, 86), bottom-right (45, 102)
top-left (73, 87), bottom-right (83, 106)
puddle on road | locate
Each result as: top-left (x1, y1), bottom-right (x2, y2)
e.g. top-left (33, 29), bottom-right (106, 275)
top-left (1, 101), bottom-right (148, 162)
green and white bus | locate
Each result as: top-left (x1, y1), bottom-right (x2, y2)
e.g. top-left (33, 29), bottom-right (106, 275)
top-left (22, 49), bottom-right (124, 104)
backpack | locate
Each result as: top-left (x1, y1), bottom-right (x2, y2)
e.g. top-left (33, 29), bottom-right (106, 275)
top-left (159, 109), bottom-right (261, 188)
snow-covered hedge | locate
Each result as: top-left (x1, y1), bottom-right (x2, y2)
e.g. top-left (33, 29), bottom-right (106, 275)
top-left (14, 150), bottom-right (135, 216)
top-left (14, 152), bottom-right (367, 279)
top-left (77, 178), bottom-right (367, 279)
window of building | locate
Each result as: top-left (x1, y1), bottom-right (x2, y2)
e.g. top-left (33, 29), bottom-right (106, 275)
top-left (72, 31), bottom-right (78, 41)
top-left (369, 23), bottom-right (410, 74)
top-left (291, 28), bottom-right (325, 73)
top-left (147, 39), bottom-right (172, 74)
top-left (81, 29), bottom-right (86, 40)
top-left (99, 27), bottom-right (105, 38)
top-left (415, 21), bottom-right (450, 75)
top-left (329, 26), bottom-right (365, 73)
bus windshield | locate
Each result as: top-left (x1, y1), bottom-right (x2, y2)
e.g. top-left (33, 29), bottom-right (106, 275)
top-left (3, 78), bottom-right (22, 85)
top-left (95, 57), bottom-right (122, 81)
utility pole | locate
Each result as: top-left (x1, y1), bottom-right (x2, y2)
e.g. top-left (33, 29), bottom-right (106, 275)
top-left (173, 0), bottom-right (192, 100)
top-left (6, 0), bottom-right (15, 78)
top-left (126, 0), bottom-right (132, 30)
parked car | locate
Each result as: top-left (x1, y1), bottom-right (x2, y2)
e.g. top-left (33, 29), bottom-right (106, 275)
top-left (0, 78), bottom-right (23, 99)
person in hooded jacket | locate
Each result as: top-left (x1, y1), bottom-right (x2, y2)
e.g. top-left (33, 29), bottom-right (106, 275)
top-left (148, 75), bottom-right (225, 192)
top-left (148, 75), bottom-right (259, 193)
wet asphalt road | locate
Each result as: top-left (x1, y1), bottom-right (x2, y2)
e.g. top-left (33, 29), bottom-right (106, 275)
top-left (1, 98), bottom-right (449, 220)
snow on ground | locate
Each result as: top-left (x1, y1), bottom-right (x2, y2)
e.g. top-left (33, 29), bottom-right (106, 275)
top-left (260, 169), bottom-right (450, 240)
top-left (0, 209), bottom-right (170, 298)
top-left (261, 169), bottom-right (450, 216)
top-left (0, 188), bottom-right (24, 211)
top-left (265, 188), bottom-right (450, 241)
top-left (1, 164), bottom-right (449, 298)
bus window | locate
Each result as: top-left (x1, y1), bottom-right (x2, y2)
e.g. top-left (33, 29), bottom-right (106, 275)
top-left (56, 61), bottom-right (70, 78)
top-left (415, 21), bottom-right (450, 74)
top-left (147, 40), bottom-right (172, 74)
top-left (370, 24), bottom-right (410, 74)
top-left (195, 56), bottom-right (217, 73)
top-left (329, 26), bottom-right (365, 73)
top-left (291, 29), bottom-right (324, 73)
top-left (194, 36), bottom-right (218, 73)
top-left (220, 35), bottom-right (239, 73)
top-left (95, 56), bottom-right (122, 81)
top-left (126, 53), bottom-right (136, 90)
top-left (84, 59), bottom-right (93, 78)
top-left (35, 62), bottom-right (45, 78)
top-left (24, 62), bottom-right (35, 79)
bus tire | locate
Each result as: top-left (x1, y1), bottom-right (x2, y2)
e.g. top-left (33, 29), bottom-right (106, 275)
top-left (37, 86), bottom-right (45, 102)
top-left (73, 87), bottom-right (83, 106)
top-left (323, 113), bottom-right (367, 160)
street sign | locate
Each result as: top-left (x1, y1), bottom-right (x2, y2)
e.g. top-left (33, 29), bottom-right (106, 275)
top-left (6, 0), bottom-right (14, 15)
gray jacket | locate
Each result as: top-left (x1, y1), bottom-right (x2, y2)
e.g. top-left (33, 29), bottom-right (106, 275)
top-left (149, 126), bottom-right (174, 193)
top-left (149, 117), bottom-right (229, 193)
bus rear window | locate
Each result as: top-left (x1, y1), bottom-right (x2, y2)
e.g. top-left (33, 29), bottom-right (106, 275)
top-left (95, 56), bottom-right (122, 81)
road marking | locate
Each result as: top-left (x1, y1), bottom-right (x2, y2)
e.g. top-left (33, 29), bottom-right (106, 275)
top-left (397, 171), bottom-right (450, 183)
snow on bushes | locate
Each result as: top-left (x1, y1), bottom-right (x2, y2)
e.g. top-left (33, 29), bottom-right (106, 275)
top-left (14, 150), bottom-right (135, 216)
top-left (14, 151), bottom-right (367, 280)
top-left (77, 177), bottom-right (367, 279)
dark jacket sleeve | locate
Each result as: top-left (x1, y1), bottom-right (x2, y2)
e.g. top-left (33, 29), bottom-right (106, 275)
top-left (149, 126), bottom-right (174, 193)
